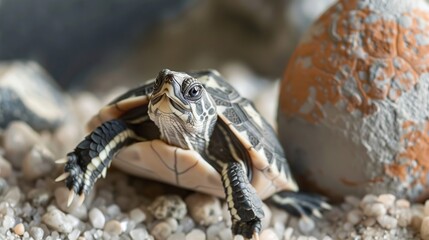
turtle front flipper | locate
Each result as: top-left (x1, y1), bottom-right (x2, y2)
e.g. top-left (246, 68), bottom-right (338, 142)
top-left (268, 191), bottom-right (331, 220)
top-left (56, 119), bottom-right (139, 206)
top-left (221, 161), bottom-right (264, 239)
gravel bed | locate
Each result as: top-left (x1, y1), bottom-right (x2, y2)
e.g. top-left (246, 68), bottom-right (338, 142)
top-left (0, 93), bottom-right (426, 240)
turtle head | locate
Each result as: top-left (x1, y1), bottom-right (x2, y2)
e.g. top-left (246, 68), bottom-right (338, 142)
top-left (148, 69), bottom-right (217, 150)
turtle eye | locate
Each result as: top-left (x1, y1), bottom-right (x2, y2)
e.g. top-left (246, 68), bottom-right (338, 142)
top-left (186, 84), bottom-right (203, 101)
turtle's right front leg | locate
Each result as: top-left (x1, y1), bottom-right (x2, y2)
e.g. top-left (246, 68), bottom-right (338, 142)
top-left (56, 119), bottom-right (139, 206)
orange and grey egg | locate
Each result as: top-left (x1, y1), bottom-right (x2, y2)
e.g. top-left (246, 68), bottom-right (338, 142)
top-left (278, 0), bottom-right (429, 201)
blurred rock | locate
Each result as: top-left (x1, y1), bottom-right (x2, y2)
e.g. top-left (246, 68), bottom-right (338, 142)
top-left (4, 121), bottom-right (40, 168)
top-left (148, 195), bottom-right (187, 220)
top-left (185, 193), bottom-right (222, 226)
top-left (22, 145), bottom-right (55, 180)
top-left (0, 61), bottom-right (67, 131)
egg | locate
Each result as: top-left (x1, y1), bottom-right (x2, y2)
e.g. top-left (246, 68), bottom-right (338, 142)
top-left (278, 0), bottom-right (429, 201)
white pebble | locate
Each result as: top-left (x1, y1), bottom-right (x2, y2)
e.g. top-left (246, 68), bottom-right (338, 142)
top-left (421, 216), bottom-right (429, 240)
top-left (68, 229), bottom-right (81, 240)
top-left (13, 223), bottom-right (24, 236)
top-left (377, 194), bottom-right (395, 209)
top-left (2, 215), bottom-right (15, 229)
top-left (30, 227), bottom-right (44, 240)
top-left (376, 215), bottom-right (397, 229)
top-left (344, 195), bottom-right (361, 207)
top-left (218, 228), bottom-right (233, 240)
top-left (42, 208), bottom-right (73, 233)
top-left (5, 186), bottom-right (21, 207)
top-left (0, 156), bottom-right (12, 178)
top-left (22, 145), bottom-right (55, 180)
top-left (283, 227), bottom-right (294, 240)
top-left (149, 195), bottom-right (187, 220)
top-left (396, 199), bottom-right (410, 209)
top-left (89, 208), bottom-right (106, 229)
top-left (347, 209), bottom-right (362, 225)
top-left (397, 209), bottom-right (412, 227)
top-left (298, 217), bottom-right (315, 233)
top-left (360, 194), bottom-right (377, 208)
top-left (185, 193), bottom-right (222, 226)
top-left (129, 208), bottom-right (146, 223)
top-left (106, 204), bottom-right (121, 218)
top-left (168, 232), bottom-right (186, 240)
top-left (104, 220), bottom-right (123, 236)
top-left (363, 217), bottom-right (376, 227)
top-left (130, 228), bottom-right (149, 240)
top-left (260, 228), bottom-right (278, 240)
top-left (4, 121), bottom-right (40, 168)
top-left (424, 200), bottom-right (429, 216)
top-left (186, 229), bottom-right (206, 240)
top-left (364, 203), bottom-right (386, 217)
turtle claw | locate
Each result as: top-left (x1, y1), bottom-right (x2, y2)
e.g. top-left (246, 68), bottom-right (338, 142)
top-left (252, 232), bottom-right (260, 240)
top-left (55, 172), bottom-right (70, 182)
top-left (55, 158), bottom-right (68, 164)
top-left (77, 194), bottom-right (86, 207)
top-left (67, 190), bottom-right (75, 207)
top-left (321, 202), bottom-right (332, 210)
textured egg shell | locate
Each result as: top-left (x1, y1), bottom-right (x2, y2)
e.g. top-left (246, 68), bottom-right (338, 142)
top-left (278, 0), bottom-right (429, 201)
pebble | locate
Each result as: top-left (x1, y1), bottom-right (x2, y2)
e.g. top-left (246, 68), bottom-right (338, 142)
top-left (148, 195), bottom-right (187, 220)
top-left (298, 217), bottom-right (315, 233)
top-left (185, 193), bottom-right (222, 226)
top-left (422, 216), bottom-right (429, 240)
top-left (396, 199), bottom-right (411, 209)
top-left (284, 227), bottom-right (294, 240)
top-left (186, 229), bottom-right (205, 240)
top-left (130, 228), bottom-right (149, 240)
top-left (3, 121), bottom-right (40, 168)
top-left (151, 221), bottom-right (174, 240)
top-left (2, 214), bottom-right (15, 229)
top-left (30, 227), bottom-right (44, 240)
top-left (397, 209), bottom-right (412, 227)
top-left (104, 220), bottom-right (123, 236)
top-left (129, 208), bottom-right (146, 223)
top-left (68, 229), bottom-right (81, 240)
top-left (0, 155), bottom-right (12, 178)
top-left (168, 232), bottom-right (186, 240)
top-left (42, 208), bottom-right (73, 233)
top-left (260, 228), bottom-right (279, 240)
top-left (22, 145), bottom-right (55, 180)
top-left (377, 194), bottom-right (395, 209)
top-left (89, 207), bottom-right (106, 229)
top-left (13, 223), bottom-right (24, 236)
top-left (376, 215), bottom-right (397, 229)
top-left (5, 187), bottom-right (21, 207)
top-left (363, 203), bottom-right (386, 217)
top-left (425, 200), bottom-right (429, 216)
top-left (180, 216), bottom-right (196, 233)
top-left (346, 209), bottom-right (362, 225)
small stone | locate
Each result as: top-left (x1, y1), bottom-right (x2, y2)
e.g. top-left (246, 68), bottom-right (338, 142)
top-left (186, 229), bottom-right (205, 240)
top-left (89, 208), bottom-right (106, 229)
top-left (397, 209), bottom-right (412, 227)
top-left (422, 216), bottom-right (429, 240)
top-left (424, 200), bottom-right (429, 216)
top-left (360, 194), bottom-right (377, 208)
top-left (130, 228), bottom-right (149, 240)
top-left (346, 209), bottom-right (362, 225)
top-left (148, 195), bottom-right (187, 220)
top-left (5, 186), bottom-right (21, 207)
top-left (4, 121), bottom-right (40, 168)
top-left (344, 195), bottom-right (360, 207)
top-left (185, 193), bottom-right (222, 226)
top-left (377, 194), bottom-right (395, 209)
top-left (13, 223), bottom-right (24, 236)
top-left (22, 145), bottom-right (55, 180)
top-left (206, 223), bottom-right (223, 240)
top-left (396, 199), bottom-right (410, 209)
top-left (68, 229), bottom-right (81, 240)
top-left (260, 228), bottom-right (279, 240)
top-left (42, 208), bottom-right (73, 233)
top-left (411, 215), bottom-right (423, 230)
top-left (151, 221), bottom-right (174, 240)
top-left (180, 216), bottom-right (195, 233)
top-left (129, 208), bottom-right (146, 224)
top-left (283, 227), bottom-right (294, 240)
top-left (363, 217), bottom-right (376, 227)
top-left (106, 204), bottom-right (121, 218)
top-left (2, 214), bottom-right (15, 229)
top-left (30, 227), bottom-right (44, 240)
top-left (376, 215), bottom-right (397, 229)
top-left (0, 156), bottom-right (12, 178)
top-left (363, 203), bottom-right (386, 217)
top-left (104, 220), bottom-right (123, 236)
top-left (218, 228), bottom-right (233, 240)
top-left (168, 232), bottom-right (186, 240)
top-left (298, 217), bottom-right (315, 233)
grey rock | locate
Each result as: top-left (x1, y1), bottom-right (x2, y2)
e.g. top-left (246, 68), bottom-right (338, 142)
top-left (0, 62), bottom-right (66, 131)
top-left (130, 228), bottom-right (149, 240)
top-left (29, 227), bottom-right (44, 240)
top-left (42, 208), bottom-right (73, 233)
top-left (148, 195), bottom-right (186, 220)
top-left (22, 145), bottom-right (55, 180)
top-left (89, 207), bottom-right (106, 229)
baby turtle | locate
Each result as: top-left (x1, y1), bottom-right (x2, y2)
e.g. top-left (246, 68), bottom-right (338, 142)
top-left (56, 69), bottom-right (329, 239)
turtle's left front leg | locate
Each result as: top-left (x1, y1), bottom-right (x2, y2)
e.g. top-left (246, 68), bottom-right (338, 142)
top-left (221, 161), bottom-right (265, 239)
top-left (55, 119), bottom-right (139, 206)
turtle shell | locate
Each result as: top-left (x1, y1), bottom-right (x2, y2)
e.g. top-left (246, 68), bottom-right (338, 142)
top-left (87, 70), bottom-right (298, 200)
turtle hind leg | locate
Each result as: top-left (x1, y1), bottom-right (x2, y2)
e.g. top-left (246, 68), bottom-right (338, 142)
top-left (56, 119), bottom-right (138, 206)
top-left (268, 191), bottom-right (331, 219)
